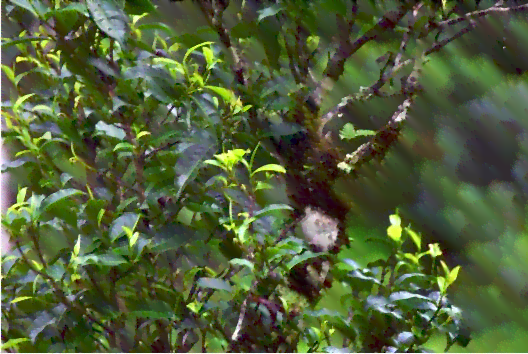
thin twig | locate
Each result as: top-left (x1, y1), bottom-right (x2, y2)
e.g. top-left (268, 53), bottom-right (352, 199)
top-left (142, 140), bottom-right (180, 161)
top-left (231, 296), bottom-right (249, 341)
top-left (309, 1), bottom-right (415, 109)
top-left (437, 2), bottom-right (528, 29)
top-left (416, 2), bottom-right (528, 41)
top-left (424, 23), bottom-right (476, 56)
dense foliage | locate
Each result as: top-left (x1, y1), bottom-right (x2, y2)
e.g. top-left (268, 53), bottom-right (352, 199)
top-left (2, 0), bottom-right (526, 352)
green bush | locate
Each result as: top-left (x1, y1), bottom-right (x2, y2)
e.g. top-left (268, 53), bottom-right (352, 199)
top-left (0, 0), bottom-right (492, 351)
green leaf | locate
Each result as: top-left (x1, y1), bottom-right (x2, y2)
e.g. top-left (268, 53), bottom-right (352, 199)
top-left (355, 129), bottom-right (376, 137)
top-left (11, 296), bottom-right (33, 304)
top-left (136, 131), bottom-right (150, 139)
top-left (1, 338), bottom-right (30, 350)
top-left (403, 253), bottom-right (419, 265)
top-left (229, 258), bottom-right (254, 271)
top-left (405, 227), bottom-right (421, 251)
top-left (152, 57), bottom-right (185, 74)
top-left (87, 0), bottom-right (129, 44)
top-left (286, 250), bottom-right (326, 270)
top-left (9, 0), bottom-right (49, 17)
top-left (97, 209), bottom-right (105, 227)
top-left (40, 189), bottom-right (84, 213)
top-left (149, 130), bottom-right (181, 147)
top-left (197, 277), bottom-right (232, 292)
top-left (387, 224), bottom-right (402, 241)
top-left (29, 311), bottom-right (56, 343)
top-left (175, 142), bottom-right (216, 202)
top-left (204, 159), bottom-right (225, 170)
top-left (129, 231), bottom-right (140, 249)
top-left (95, 121), bottom-right (126, 140)
top-left (125, 0), bottom-right (156, 15)
top-left (13, 93), bottom-right (35, 114)
top-left (428, 243), bottom-right (442, 258)
top-left (110, 213), bottom-right (140, 241)
top-left (113, 142), bottom-right (135, 152)
top-left (236, 203), bottom-right (293, 241)
top-left (251, 163), bottom-right (286, 178)
top-left (394, 273), bottom-right (428, 286)
top-left (389, 291), bottom-right (430, 302)
top-left (55, 2), bottom-right (88, 15)
top-left (202, 46), bottom-right (214, 68)
top-left (1, 157), bottom-right (34, 173)
top-left (17, 187), bottom-right (28, 204)
top-left (191, 72), bottom-right (204, 87)
top-left (253, 203), bottom-right (293, 219)
top-left (389, 214), bottom-right (401, 226)
top-left (447, 265), bottom-right (461, 286)
top-left (339, 123), bottom-right (376, 140)
top-left (440, 260), bottom-right (450, 277)
top-left (347, 269), bottom-right (381, 285)
top-left (137, 22), bottom-right (175, 35)
top-left (205, 85), bottom-right (235, 104)
top-left (306, 35), bottom-right (320, 52)
top-left (455, 328), bottom-right (472, 347)
top-left (442, 0), bottom-right (456, 13)
top-left (73, 235), bottom-right (81, 256)
top-left (256, 20), bottom-right (281, 70)
top-left (183, 41), bottom-right (214, 63)
top-left (257, 4), bottom-right (283, 22)
top-left (254, 181), bottom-right (273, 191)
top-left (1, 64), bottom-right (16, 84)
top-left (437, 276), bottom-right (447, 293)
top-left (52, 5), bottom-right (86, 33)
top-left (125, 65), bottom-right (183, 103)
top-left (31, 104), bottom-right (54, 115)
top-left (339, 123), bottom-right (355, 140)
top-left (75, 253), bottom-right (127, 266)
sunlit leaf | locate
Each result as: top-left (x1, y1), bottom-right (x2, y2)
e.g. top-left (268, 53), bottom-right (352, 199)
top-left (11, 296), bottom-right (33, 304)
top-left (429, 243), bottom-right (442, 258)
top-left (1, 338), bottom-right (30, 350)
top-left (202, 46), bottom-right (214, 68)
top-left (437, 276), bottom-right (447, 293)
top-left (205, 85), bottom-right (235, 104)
top-left (113, 142), bottom-right (135, 152)
top-left (13, 93), bottom-right (35, 113)
top-left (251, 163), bottom-right (286, 177)
top-left (183, 41), bottom-right (214, 63)
top-left (387, 224), bottom-right (402, 241)
top-left (447, 265), bottom-right (461, 286)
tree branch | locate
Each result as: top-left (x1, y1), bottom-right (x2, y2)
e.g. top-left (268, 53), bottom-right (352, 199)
top-left (309, 1), bottom-right (417, 110)
top-left (418, 2), bottom-right (528, 40)
top-left (319, 2), bottom-right (527, 144)
top-left (341, 96), bottom-right (414, 172)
